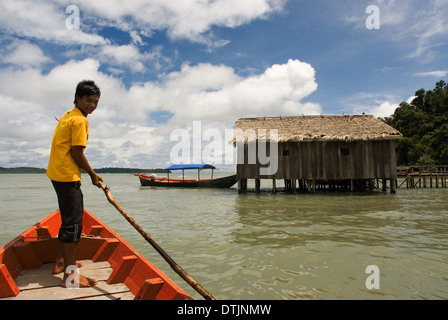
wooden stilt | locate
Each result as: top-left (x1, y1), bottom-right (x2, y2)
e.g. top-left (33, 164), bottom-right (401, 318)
top-left (291, 179), bottom-right (297, 194)
top-left (391, 179), bottom-right (396, 193)
top-left (238, 179), bottom-right (247, 193)
top-left (368, 179), bottom-right (374, 191)
top-left (390, 179), bottom-right (396, 193)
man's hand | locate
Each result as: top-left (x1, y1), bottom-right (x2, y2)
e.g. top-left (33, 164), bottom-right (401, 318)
top-left (90, 173), bottom-right (103, 188)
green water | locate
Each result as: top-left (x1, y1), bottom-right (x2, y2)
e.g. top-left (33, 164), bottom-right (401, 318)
top-left (1, 173), bottom-right (447, 300)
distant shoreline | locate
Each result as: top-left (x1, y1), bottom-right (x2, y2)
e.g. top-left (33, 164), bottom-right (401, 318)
top-left (0, 167), bottom-right (166, 174)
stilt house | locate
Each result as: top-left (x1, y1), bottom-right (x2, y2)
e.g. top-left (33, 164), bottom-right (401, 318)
top-left (234, 115), bottom-right (402, 193)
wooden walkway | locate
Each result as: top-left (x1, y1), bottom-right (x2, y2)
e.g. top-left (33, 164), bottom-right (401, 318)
top-left (1, 260), bottom-right (134, 300)
top-left (397, 165), bottom-right (448, 189)
top-left (238, 165), bottom-right (448, 193)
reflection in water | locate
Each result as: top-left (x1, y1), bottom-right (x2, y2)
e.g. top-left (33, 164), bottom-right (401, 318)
top-left (227, 190), bottom-right (447, 299)
top-left (232, 192), bottom-right (401, 248)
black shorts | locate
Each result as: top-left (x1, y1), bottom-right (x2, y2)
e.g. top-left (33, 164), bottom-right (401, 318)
top-left (51, 180), bottom-right (84, 243)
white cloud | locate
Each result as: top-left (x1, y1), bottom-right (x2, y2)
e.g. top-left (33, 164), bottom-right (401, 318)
top-left (75, 0), bottom-right (286, 44)
top-left (99, 44), bottom-right (171, 73)
top-left (0, 58), bottom-right (112, 113)
top-left (126, 59), bottom-right (321, 128)
top-left (342, 92), bottom-right (401, 118)
top-left (0, 0), bottom-right (285, 48)
top-left (343, 0), bottom-right (448, 60)
top-left (367, 101), bottom-right (399, 118)
top-left (0, 58), bottom-right (320, 168)
top-left (414, 70), bottom-right (448, 78)
top-left (130, 30), bottom-right (144, 46)
top-left (367, 95), bottom-right (418, 118)
top-left (100, 45), bottom-right (146, 73)
top-left (1, 40), bottom-right (51, 67)
top-left (0, 0), bottom-right (109, 45)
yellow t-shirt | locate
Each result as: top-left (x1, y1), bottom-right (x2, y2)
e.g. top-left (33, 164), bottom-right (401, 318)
top-left (46, 107), bottom-right (89, 182)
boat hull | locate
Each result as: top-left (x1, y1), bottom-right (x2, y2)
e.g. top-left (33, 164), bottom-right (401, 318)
top-left (0, 210), bottom-right (191, 300)
top-left (138, 174), bottom-right (237, 188)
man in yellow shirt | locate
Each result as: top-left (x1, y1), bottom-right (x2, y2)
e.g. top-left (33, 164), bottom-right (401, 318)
top-left (47, 80), bottom-right (103, 288)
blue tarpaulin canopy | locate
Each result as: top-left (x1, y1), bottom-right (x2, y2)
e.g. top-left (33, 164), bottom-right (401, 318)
top-left (164, 164), bottom-right (216, 171)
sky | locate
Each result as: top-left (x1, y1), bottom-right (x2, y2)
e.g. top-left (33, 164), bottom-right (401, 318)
top-left (0, 0), bottom-right (447, 170)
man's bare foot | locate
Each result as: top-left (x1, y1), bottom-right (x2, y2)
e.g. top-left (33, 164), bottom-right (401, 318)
top-left (52, 261), bottom-right (83, 274)
top-left (62, 273), bottom-right (98, 288)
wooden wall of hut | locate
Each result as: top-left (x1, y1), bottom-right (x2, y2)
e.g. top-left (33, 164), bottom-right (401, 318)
top-left (237, 140), bottom-right (398, 180)
top-left (236, 140), bottom-right (398, 193)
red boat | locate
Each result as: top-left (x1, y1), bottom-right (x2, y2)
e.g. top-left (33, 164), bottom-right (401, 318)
top-left (138, 164), bottom-right (237, 188)
top-left (0, 209), bottom-right (192, 300)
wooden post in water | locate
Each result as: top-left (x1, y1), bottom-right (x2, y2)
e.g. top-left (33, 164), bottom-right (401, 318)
top-left (427, 166), bottom-right (431, 188)
top-left (436, 169), bottom-right (439, 188)
top-left (442, 166), bottom-right (446, 188)
top-left (285, 179), bottom-right (292, 192)
top-left (390, 179), bottom-right (396, 193)
top-left (238, 179), bottom-right (247, 193)
top-left (368, 179), bottom-right (374, 191)
top-left (255, 179), bottom-right (261, 193)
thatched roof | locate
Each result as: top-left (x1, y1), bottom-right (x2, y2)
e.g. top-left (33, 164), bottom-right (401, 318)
top-left (234, 115), bottom-right (402, 144)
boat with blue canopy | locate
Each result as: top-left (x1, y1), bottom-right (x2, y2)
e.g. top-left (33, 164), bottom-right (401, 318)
top-left (137, 164), bottom-right (237, 188)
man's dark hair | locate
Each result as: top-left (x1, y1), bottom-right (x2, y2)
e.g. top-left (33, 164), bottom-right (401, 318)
top-left (74, 80), bottom-right (101, 105)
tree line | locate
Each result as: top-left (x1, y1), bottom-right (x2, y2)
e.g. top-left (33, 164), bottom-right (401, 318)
top-left (384, 80), bottom-right (448, 166)
top-left (0, 167), bottom-right (166, 174)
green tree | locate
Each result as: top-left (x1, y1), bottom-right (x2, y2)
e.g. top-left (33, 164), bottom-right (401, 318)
top-left (385, 80), bottom-right (448, 165)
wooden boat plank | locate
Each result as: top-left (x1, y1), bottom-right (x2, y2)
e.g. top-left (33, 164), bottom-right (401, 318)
top-left (2, 259), bottom-right (134, 300)
top-left (76, 291), bottom-right (135, 300)
top-left (2, 280), bottom-right (131, 300)
top-left (15, 260), bottom-right (112, 290)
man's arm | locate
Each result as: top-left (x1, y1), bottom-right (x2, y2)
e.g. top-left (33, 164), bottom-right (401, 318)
top-left (71, 146), bottom-right (103, 187)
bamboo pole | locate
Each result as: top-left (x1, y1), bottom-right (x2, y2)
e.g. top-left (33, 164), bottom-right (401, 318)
top-left (98, 182), bottom-right (215, 300)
